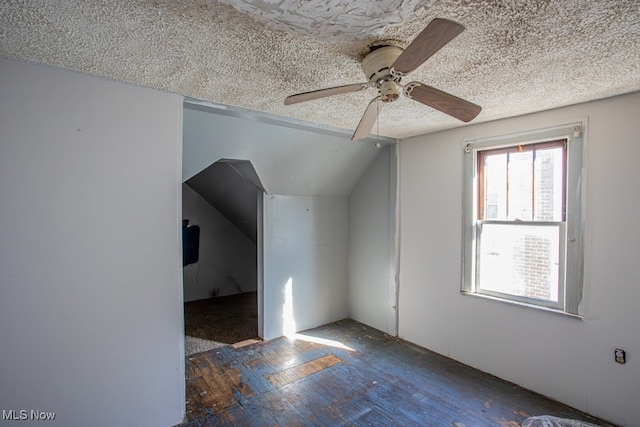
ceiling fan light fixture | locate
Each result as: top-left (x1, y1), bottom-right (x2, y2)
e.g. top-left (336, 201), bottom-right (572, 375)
top-left (379, 80), bottom-right (401, 103)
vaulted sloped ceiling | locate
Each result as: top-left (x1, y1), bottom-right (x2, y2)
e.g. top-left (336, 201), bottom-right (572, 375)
top-left (1, 1), bottom-right (638, 139)
top-left (187, 160), bottom-right (262, 244)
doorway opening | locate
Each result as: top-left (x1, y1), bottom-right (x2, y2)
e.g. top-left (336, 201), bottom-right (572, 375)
top-left (181, 159), bottom-right (264, 356)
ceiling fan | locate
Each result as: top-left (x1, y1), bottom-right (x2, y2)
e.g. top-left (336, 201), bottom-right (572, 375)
top-left (284, 18), bottom-right (482, 141)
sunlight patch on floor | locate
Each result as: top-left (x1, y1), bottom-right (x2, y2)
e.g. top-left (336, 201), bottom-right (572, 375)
top-left (289, 332), bottom-right (354, 351)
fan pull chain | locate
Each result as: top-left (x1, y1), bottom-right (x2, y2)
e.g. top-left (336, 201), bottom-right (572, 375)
top-left (376, 101), bottom-right (381, 149)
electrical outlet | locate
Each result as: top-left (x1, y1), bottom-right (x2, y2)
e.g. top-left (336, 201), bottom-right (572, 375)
top-left (615, 348), bottom-right (626, 364)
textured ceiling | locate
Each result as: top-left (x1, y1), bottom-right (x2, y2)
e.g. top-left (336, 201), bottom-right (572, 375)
top-left (1, 0), bottom-right (639, 139)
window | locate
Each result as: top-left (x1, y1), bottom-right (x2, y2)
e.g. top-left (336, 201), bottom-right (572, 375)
top-left (462, 122), bottom-right (586, 315)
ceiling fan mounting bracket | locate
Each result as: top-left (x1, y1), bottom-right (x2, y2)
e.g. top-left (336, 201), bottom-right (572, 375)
top-left (361, 45), bottom-right (404, 86)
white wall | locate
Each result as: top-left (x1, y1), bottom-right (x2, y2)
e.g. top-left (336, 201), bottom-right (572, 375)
top-left (399, 91), bottom-right (640, 426)
top-left (184, 105), bottom-right (363, 341)
top-left (182, 184), bottom-right (257, 301)
top-left (348, 145), bottom-right (398, 335)
top-left (0, 59), bottom-right (184, 427)
top-left (183, 104), bottom-right (382, 195)
top-left (263, 195), bottom-right (349, 340)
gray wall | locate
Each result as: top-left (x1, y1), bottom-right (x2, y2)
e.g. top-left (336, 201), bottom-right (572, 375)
top-left (348, 145), bottom-right (398, 335)
top-left (182, 184), bottom-right (257, 301)
top-left (183, 106), bottom-right (358, 340)
top-left (399, 91), bottom-right (640, 427)
top-left (263, 195), bottom-right (349, 339)
top-left (183, 104), bottom-right (382, 194)
top-left (0, 58), bottom-right (184, 426)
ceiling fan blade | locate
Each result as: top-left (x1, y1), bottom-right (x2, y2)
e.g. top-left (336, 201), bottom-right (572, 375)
top-left (284, 83), bottom-right (369, 105)
top-left (391, 18), bottom-right (465, 75)
top-left (404, 82), bottom-right (481, 122)
top-left (352, 98), bottom-right (384, 141)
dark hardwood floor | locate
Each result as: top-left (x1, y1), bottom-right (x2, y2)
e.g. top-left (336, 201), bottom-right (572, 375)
top-left (179, 319), bottom-right (613, 427)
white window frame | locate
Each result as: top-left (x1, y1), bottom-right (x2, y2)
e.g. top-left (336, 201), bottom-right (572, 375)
top-left (462, 121), bottom-right (586, 316)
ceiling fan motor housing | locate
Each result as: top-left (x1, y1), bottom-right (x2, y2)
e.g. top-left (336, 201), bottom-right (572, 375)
top-left (361, 45), bottom-right (404, 85)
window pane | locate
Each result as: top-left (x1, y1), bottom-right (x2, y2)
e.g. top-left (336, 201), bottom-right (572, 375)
top-left (507, 151), bottom-right (533, 221)
top-left (465, 130), bottom-right (582, 314)
top-left (484, 154), bottom-right (507, 220)
top-left (534, 147), bottom-right (564, 221)
top-left (477, 223), bottom-right (561, 302)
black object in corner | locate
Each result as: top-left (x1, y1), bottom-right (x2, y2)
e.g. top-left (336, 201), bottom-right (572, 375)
top-left (182, 225), bottom-right (200, 266)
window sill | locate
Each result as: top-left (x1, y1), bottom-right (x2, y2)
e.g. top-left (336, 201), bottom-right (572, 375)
top-left (460, 291), bottom-right (583, 320)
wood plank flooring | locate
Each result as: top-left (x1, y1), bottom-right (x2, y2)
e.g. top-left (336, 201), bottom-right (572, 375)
top-left (179, 319), bottom-right (614, 427)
